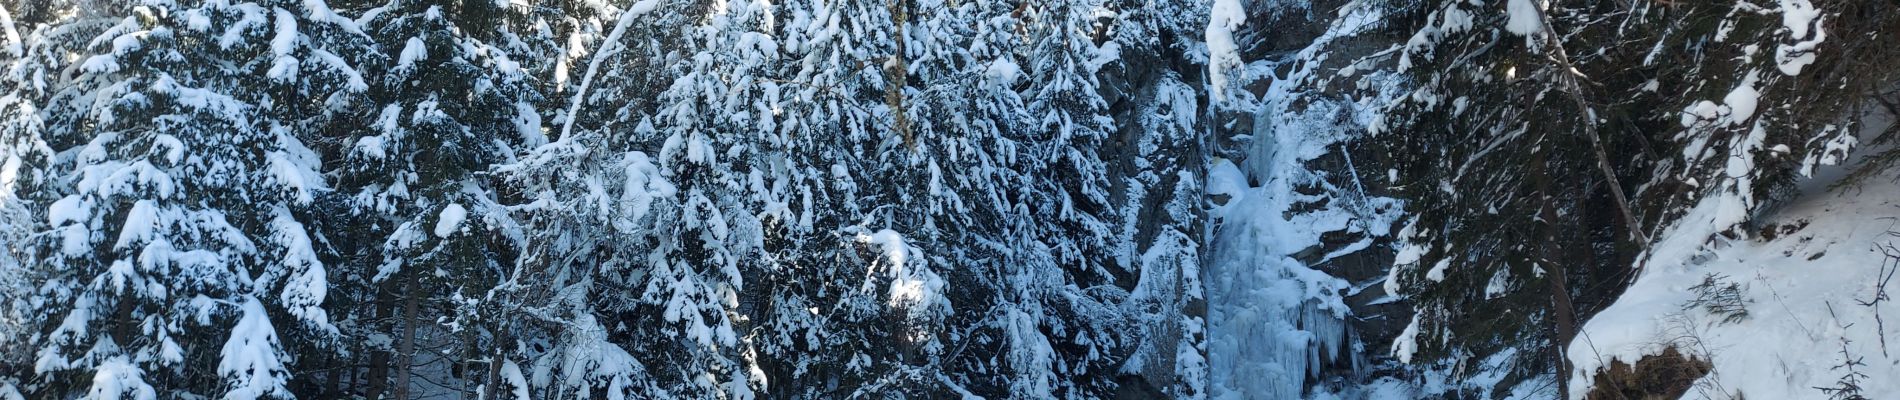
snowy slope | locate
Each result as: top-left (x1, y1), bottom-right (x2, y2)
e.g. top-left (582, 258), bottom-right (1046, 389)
top-left (1569, 150), bottom-right (1900, 398)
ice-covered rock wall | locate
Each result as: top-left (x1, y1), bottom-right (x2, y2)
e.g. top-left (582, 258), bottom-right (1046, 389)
top-left (1203, 4), bottom-right (1407, 397)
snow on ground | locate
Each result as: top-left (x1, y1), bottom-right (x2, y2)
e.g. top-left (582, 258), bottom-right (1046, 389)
top-left (1569, 147), bottom-right (1900, 398)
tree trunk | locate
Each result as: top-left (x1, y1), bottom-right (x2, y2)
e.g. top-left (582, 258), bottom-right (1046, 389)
top-left (394, 271), bottom-right (423, 400)
top-left (328, 364), bottom-right (342, 398)
top-left (367, 279), bottom-right (396, 400)
top-left (1535, 146), bottom-right (1579, 400)
top-left (1532, 4), bottom-right (1649, 250)
top-left (482, 324), bottom-right (508, 400)
top-left (1543, 253), bottom-right (1579, 400)
top-left (884, 0), bottom-right (912, 149)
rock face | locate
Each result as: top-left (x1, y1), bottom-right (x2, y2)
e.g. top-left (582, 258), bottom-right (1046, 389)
top-left (1189, 1), bottom-right (1428, 396)
top-left (1097, 18), bottom-right (1214, 398)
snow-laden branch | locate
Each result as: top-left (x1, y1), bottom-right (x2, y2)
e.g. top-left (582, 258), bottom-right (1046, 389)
top-left (554, 0), bottom-right (661, 143)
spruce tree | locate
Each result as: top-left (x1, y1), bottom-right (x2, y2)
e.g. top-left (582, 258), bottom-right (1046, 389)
top-left (11, 0), bottom-right (367, 397)
top-left (313, 0), bottom-right (539, 397)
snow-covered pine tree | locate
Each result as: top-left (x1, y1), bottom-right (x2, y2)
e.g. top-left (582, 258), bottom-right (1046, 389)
top-left (733, 0), bottom-right (957, 395)
top-left (1009, 1), bottom-right (1148, 395)
top-left (589, 1), bottom-right (778, 396)
top-left (739, 0), bottom-right (1196, 396)
top-left (314, 0), bottom-right (538, 397)
top-left (0, 5), bottom-right (105, 391)
top-left (809, 0), bottom-right (1151, 396)
top-left (1371, 1), bottom-right (1592, 394)
top-left (496, 0), bottom-right (762, 397)
top-left (0, 4), bottom-right (45, 391)
top-left (10, 0), bottom-right (366, 397)
top-left (860, 0), bottom-right (1057, 395)
top-left (0, 0), bottom-right (1217, 397)
top-left (501, 0), bottom-right (1170, 397)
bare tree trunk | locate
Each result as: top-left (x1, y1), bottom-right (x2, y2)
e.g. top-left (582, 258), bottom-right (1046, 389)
top-left (1544, 258), bottom-right (1579, 400)
top-left (481, 323), bottom-right (509, 400)
top-left (1532, 145), bottom-right (1580, 399)
top-left (482, 354), bottom-right (502, 400)
top-left (328, 364), bottom-right (342, 398)
top-left (884, 0), bottom-right (912, 149)
top-left (1532, 5), bottom-right (1650, 250)
top-left (394, 271), bottom-right (422, 400)
top-left (367, 280), bottom-right (396, 400)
